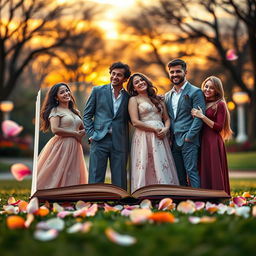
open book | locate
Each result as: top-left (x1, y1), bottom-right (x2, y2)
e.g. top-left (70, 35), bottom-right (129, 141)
top-left (31, 183), bottom-right (230, 204)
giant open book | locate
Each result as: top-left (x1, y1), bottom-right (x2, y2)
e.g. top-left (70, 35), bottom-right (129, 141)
top-left (31, 183), bottom-right (230, 203)
top-left (31, 90), bottom-right (230, 203)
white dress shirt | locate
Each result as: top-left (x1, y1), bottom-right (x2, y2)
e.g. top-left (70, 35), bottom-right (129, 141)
top-left (111, 85), bottom-right (124, 115)
top-left (170, 81), bottom-right (188, 118)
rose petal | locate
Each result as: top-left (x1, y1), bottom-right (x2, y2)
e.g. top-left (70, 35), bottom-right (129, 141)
top-left (3, 205), bottom-right (19, 214)
top-left (75, 200), bottom-right (90, 210)
top-left (35, 206), bottom-right (49, 217)
top-left (129, 208), bottom-right (152, 224)
top-left (195, 201), bottom-right (205, 211)
top-left (57, 211), bottom-right (73, 218)
top-left (252, 205), bottom-right (256, 217)
top-left (53, 202), bottom-right (64, 213)
top-left (233, 197), bottom-right (247, 207)
top-left (188, 216), bottom-right (201, 224)
top-left (235, 206), bottom-right (250, 218)
top-left (226, 49), bottom-right (238, 61)
top-left (34, 229), bottom-right (58, 241)
top-left (67, 223), bottom-right (83, 233)
top-left (205, 202), bottom-right (218, 213)
top-left (140, 199), bottom-right (152, 209)
top-left (104, 203), bottom-right (120, 213)
top-left (149, 212), bottom-right (175, 223)
top-left (10, 163), bottom-right (31, 181)
top-left (86, 203), bottom-right (98, 217)
top-left (2, 120), bottom-right (23, 137)
top-left (46, 218), bottom-right (65, 231)
top-left (105, 228), bottom-right (136, 246)
top-left (121, 208), bottom-right (132, 217)
top-left (124, 205), bottom-right (139, 210)
top-left (6, 215), bottom-right (25, 229)
top-left (158, 198), bottom-right (173, 210)
top-left (7, 196), bottom-right (19, 205)
top-left (27, 197), bottom-right (39, 214)
top-left (242, 192), bottom-right (252, 198)
top-left (177, 200), bottom-right (196, 214)
top-left (24, 213), bottom-right (34, 228)
top-left (18, 200), bottom-right (28, 212)
top-left (200, 216), bottom-right (216, 223)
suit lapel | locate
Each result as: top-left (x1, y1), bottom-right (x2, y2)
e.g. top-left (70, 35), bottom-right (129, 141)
top-left (166, 91), bottom-right (175, 119)
top-left (106, 84), bottom-right (114, 116)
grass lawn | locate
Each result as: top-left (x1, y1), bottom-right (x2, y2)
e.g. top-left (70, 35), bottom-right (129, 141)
top-left (0, 179), bottom-right (256, 256)
top-left (227, 151), bottom-right (256, 170)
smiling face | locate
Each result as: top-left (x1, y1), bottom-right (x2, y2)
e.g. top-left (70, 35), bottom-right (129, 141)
top-left (203, 80), bottom-right (216, 100)
top-left (133, 75), bottom-right (148, 94)
top-left (168, 65), bottom-right (187, 86)
top-left (56, 85), bottom-right (71, 105)
top-left (110, 68), bottom-right (127, 87)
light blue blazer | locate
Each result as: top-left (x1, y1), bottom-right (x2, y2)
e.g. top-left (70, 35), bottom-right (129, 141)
top-left (165, 82), bottom-right (206, 147)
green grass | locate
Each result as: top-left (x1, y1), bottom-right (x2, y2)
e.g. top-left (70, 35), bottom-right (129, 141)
top-left (227, 151), bottom-right (256, 170)
top-left (0, 161), bottom-right (11, 173)
top-left (0, 179), bottom-right (256, 256)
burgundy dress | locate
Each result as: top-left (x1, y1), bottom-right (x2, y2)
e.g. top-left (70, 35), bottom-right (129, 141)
top-left (199, 101), bottom-right (230, 195)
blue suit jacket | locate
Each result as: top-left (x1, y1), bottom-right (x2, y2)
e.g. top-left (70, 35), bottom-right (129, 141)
top-left (83, 84), bottom-right (130, 153)
top-left (165, 82), bottom-right (206, 146)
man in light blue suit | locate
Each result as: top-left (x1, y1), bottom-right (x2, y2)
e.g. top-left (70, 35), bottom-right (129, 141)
top-left (165, 59), bottom-right (205, 188)
top-left (83, 62), bottom-right (131, 190)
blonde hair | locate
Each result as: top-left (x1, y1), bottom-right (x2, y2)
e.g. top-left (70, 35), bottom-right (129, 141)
top-left (201, 76), bottom-right (233, 140)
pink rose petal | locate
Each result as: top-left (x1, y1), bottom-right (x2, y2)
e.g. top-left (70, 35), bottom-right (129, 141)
top-left (226, 49), bottom-right (238, 61)
top-left (195, 201), bottom-right (205, 211)
top-left (2, 120), bottom-right (23, 137)
top-left (10, 163), bottom-right (31, 181)
top-left (53, 202), bottom-right (64, 213)
top-left (158, 198), bottom-right (173, 210)
top-left (233, 197), bottom-right (247, 207)
top-left (86, 203), bottom-right (98, 217)
top-left (129, 208), bottom-right (152, 224)
top-left (177, 200), bottom-right (196, 214)
top-left (57, 211), bottom-right (73, 218)
top-left (252, 205), bottom-right (256, 217)
top-left (75, 200), bottom-right (90, 210)
top-left (105, 228), bottom-right (136, 246)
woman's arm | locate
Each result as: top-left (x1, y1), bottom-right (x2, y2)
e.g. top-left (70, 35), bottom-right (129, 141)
top-left (128, 97), bottom-right (159, 133)
top-left (191, 107), bottom-right (214, 128)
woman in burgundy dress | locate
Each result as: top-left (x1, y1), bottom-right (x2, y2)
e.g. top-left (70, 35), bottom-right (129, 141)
top-left (191, 76), bottom-right (232, 194)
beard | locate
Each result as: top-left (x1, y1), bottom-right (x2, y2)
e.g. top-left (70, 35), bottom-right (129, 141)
top-left (171, 76), bottom-right (185, 85)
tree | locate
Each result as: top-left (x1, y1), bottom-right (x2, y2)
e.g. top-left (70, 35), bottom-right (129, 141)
top-left (0, 0), bottom-right (82, 101)
top-left (130, 0), bottom-right (256, 140)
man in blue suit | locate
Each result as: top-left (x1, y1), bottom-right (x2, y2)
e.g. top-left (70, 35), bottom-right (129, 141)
top-left (83, 62), bottom-right (131, 190)
top-left (165, 59), bottom-right (205, 188)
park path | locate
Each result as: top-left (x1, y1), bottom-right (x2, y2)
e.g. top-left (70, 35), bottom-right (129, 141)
top-left (0, 157), bottom-right (256, 180)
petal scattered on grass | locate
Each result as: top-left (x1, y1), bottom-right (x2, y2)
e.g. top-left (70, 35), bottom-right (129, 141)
top-left (105, 228), bottom-right (136, 246)
top-left (242, 192), bottom-right (252, 198)
top-left (233, 197), bottom-right (247, 207)
top-left (195, 201), bottom-right (205, 211)
top-left (24, 213), bottom-right (34, 228)
top-left (3, 205), bottom-right (19, 214)
top-left (158, 198), bottom-right (173, 210)
top-left (57, 211), bottom-right (73, 219)
top-left (235, 206), bottom-right (251, 218)
top-left (75, 200), bottom-right (90, 210)
top-left (2, 120), bottom-right (23, 137)
top-left (46, 218), bottom-right (65, 231)
top-left (6, 215), bottom-right (25, 229)
top-left (34, 229), bottom-right (58, 241)
top-left (86, 203), bottom-right (98, 217)
top-left (11, 163), bottom-right (32, 181)
top-left (8, 196), bottom-right (20, 205)
top-left (205, 202), bottom-right (218, 214)
top-left (140, 199), bottom-right (152, 209)
top-left (189, 216), bottom-right (216, 224)
top-left (67, 221), bottom-right (92, 233)
top-left (18, 200), bottom-right (28, 212)
top-left (177, 200), bottom-right (196, 214)
top-left (104, 203), bottom-right (120, 213)
top-left (149, 212), bottom-right (175, 223)
top-left (252, 205), bottom-right (256, 217)
top-left (53, 203), bottom-right (64, 213)
top-left (129, 208), bottom-right (152, 224)
top-left (35, 206), bottom-right (49, 217)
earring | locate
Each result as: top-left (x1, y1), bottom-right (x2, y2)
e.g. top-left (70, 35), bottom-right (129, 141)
top-left (56, 99), bottom-right (59, 105)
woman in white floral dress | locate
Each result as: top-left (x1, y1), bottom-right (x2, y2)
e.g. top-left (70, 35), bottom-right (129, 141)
top-left (128, 73), bottom-right (179, 192)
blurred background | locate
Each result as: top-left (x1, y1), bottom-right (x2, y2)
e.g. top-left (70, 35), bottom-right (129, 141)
top-left (0, 0), bottom-right (255, 163)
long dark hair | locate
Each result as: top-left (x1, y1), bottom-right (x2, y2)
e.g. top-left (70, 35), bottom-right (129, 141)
top-left (40, 82), bottom-right (80, 132)
top-left (127, 73), bottom-right (162, 112)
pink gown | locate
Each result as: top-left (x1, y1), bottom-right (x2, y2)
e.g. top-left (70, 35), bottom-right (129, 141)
top-left (131, 101), bottom-right (179, 193)
top-left (37, 108), bottom-right (88, 189)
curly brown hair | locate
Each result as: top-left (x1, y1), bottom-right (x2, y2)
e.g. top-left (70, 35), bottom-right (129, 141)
top-left (127, 73), bottom-right (162, 112)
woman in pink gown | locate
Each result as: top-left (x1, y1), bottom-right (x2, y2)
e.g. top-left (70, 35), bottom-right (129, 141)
top-left (127, 73), bottom-right (179, 193)
top-left (37, 83), bottom-right (88, 189)
top-left (191, 76), bottom-right (232, 195)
